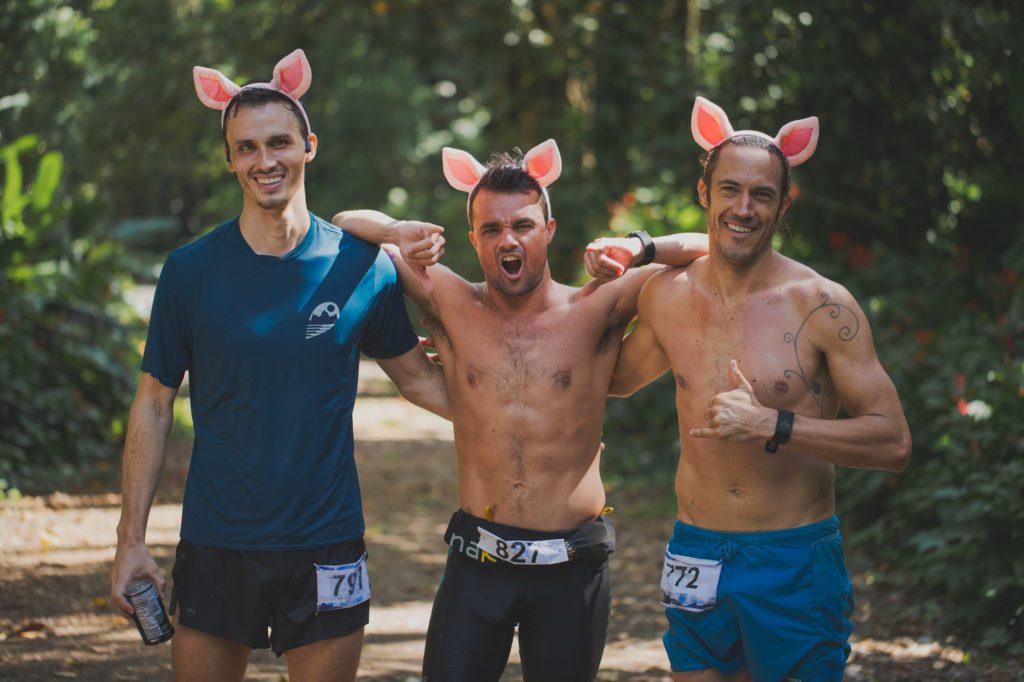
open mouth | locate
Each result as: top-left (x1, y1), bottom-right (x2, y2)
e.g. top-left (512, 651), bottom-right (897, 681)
top-left (500, 254), bottom-right (524, 278)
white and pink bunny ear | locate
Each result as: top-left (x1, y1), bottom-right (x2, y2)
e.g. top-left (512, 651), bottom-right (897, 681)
top-left (270, 49), bottom-right (312, 100)
top-left (691, 96), bottom-right (735, 152)
top-left (773, 116), bottom-right (819, 166)
top-left (691, 95), bottom-right (820, 166)
top-left (441, 147), bottom-right (486, 193)
top-left (522, 139), bottom-right (562, 188)
top-left (193, 50), bottom-right (313, 133)
top-left (193, 66), bottom-right (241, 110)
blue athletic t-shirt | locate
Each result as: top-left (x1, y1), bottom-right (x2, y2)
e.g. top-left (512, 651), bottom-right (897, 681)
top-left (141, 213), bottom-right (417, 550)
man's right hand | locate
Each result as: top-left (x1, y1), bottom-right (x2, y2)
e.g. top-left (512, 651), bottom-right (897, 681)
top-left (109, 542), bottom-right (167, 617)
top-left (397, 220), bottom-right (445, 292)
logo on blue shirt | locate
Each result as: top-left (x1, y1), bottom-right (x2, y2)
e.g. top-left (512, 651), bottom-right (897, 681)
top-left (306, 301), bottom-right (340, 339)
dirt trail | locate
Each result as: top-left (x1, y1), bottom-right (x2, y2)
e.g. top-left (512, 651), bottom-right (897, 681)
top-left (0, 363), bottom-right (1016, 681)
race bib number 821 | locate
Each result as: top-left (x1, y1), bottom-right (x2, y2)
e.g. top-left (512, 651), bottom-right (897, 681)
top-left (476, 527), bottom-right (570, 566)
top-left (315, 553), bottom-right (371, 613)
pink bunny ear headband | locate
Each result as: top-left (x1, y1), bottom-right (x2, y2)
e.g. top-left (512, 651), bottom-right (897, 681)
top-left (690, 96), bottom-right (819, 166)
top-left (441, 139), bottom-right (562, 222)
top-left (192, 49), bottom-right (312, 133)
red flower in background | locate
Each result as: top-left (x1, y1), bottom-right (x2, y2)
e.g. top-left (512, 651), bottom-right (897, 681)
top-left (913, 329), bottom-right (933, 344)
top-left (957, 397), bottom-right (969, 416)
top-left (849, 244), bottom-right (875, 271)
top-left (828, 232), bottom-right (850, 250)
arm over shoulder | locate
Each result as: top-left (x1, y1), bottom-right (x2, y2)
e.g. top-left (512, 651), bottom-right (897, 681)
top-left (333, 210), bottom-right (470, 312)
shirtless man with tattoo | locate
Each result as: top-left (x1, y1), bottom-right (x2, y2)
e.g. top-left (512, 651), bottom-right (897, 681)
top-left (591, 98), bottom-right (912, 681)
top-left (333, 140), bottom-right (707, 681)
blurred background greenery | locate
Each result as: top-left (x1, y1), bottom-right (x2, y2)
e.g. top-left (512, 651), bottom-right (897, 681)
top-left (1, 0), bottom-right (1021, 661)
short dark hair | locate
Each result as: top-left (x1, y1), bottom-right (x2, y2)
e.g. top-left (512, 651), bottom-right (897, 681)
top-left (467, 150), bottom-right (550, 226)
top-left (700, 135), bottom-right (791, 201)
top-left (221, 80), bottom-right (310, 159)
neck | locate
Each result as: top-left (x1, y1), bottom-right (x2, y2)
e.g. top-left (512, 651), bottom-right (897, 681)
top-left (238, 190), bottom-right (310, 256)
top-left (707, 247), bottom-right (777, 299)
top-left (483, 269), bottom-right (556, 315)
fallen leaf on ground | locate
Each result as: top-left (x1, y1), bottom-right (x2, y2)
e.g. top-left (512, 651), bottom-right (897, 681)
top-left (15, 621), bottom-right (51, 639)
top-left (39, 529), bottom-right (62, 547)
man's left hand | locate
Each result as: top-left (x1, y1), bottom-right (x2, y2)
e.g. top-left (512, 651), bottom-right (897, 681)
top-left (689, 360), bottom-right (775, 441)
top-left (581, 237), bottom-right (642, 295)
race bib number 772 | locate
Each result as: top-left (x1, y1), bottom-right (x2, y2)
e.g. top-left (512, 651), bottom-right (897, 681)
top-left (315, 553), bottom-right (371, 613)
top-left (659, 549), bottom-right (722, 612)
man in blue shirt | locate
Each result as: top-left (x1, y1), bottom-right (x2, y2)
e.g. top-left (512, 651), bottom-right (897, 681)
top-left (108, 50), bottom-right (448, 682)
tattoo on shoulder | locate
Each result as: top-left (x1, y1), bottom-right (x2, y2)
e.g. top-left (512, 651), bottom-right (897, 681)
top-left (782, 292), bottom-right (860, 415)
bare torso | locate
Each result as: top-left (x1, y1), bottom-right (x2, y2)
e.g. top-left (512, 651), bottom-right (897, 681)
top-left (649, 256), bottom-right (855, 530)
top-left (429, 279), bottom-right (629, 531)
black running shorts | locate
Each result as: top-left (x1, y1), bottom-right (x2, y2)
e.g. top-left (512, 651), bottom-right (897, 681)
top-left (170, 538), bottom-right (369, 655)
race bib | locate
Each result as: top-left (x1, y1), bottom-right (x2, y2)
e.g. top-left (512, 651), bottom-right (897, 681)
top-left (476, 527), bottom-right (571, 566)
top-left (315, 553), bottom-right (371, 613)
top-left (660, 549), bottom-right (722, 612)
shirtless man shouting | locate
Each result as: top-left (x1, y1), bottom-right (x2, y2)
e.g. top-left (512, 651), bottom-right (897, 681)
top-left (593, 98), bottom-right (911, 681)
top-left (333, 140), bottom-right (707, 681)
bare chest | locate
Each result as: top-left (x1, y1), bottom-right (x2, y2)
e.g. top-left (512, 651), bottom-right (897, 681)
top-left (658, 292), bottom-right (844, 416)
top-left (442, 304), bottom-right (621, 400)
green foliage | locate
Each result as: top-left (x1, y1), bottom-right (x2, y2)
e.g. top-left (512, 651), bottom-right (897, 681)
top-left (832, 234), bottom-right (1024, 656)
top-left (0, 135), bottom-right (143, 492)
top-left (0, 478), bottom-right (22, 502)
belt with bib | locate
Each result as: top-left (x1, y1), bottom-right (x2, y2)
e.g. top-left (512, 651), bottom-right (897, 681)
top-left (443, 509), bottom-right (616, 567)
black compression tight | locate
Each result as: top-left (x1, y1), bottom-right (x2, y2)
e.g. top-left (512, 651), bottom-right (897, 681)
top-left (421, 551), bottom-right (611, 682)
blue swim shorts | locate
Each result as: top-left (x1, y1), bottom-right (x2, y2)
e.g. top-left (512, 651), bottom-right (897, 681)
top-left (661, 516), bottom-right (854, 681)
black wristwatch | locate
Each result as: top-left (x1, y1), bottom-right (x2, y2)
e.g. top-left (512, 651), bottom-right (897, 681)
top-left (626, 230), bottom-right (656, 266)
top-left (764, 409), bottom-right (795, 453)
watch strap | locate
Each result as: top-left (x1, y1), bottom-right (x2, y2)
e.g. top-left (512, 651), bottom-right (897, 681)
top-left (764, 408), bottom-right (795, 453)
top-left (626, 230), bottom-right (656, 266)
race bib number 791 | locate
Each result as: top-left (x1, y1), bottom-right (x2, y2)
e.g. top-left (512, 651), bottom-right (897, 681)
top-left (660, 548), bottom-right (722, 612)
top-left (315, 553), bottom-right (371, 613)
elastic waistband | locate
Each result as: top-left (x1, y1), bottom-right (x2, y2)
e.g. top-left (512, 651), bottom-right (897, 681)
top-left (445, 509), bottom-right (615, 563)
top-left (672, 515), bottom-right (840, 547)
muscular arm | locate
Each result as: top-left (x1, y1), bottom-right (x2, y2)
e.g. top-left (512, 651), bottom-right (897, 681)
top-left (109, 373), bottom-right (178, 615)
top-left (608, 276), bottom-right (672, 397)
top-left (376, 345), bottom-right (451, 420)
top-left (650, 232), bottom-right (710, 267)
top-left (695, 288), bottom-right (912, 472)
top-left (584, 232), bottom-right (709, 284)
top-left (332, 209), bottom-right (462, 311)
top-left (787, 290), bottom-right (911, 470)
